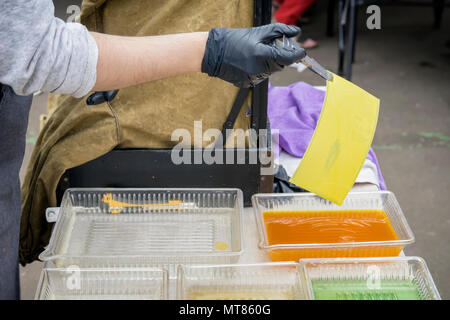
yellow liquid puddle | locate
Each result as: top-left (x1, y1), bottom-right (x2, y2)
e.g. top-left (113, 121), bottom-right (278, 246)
top-left (102, 193), bottom-right (183, 213)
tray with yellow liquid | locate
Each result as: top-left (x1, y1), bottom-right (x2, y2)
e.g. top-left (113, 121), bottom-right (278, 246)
top-left (39, 188), bottom-right (244, 273)
top-left (252, 191), bottom-right (414, 261)
top-left (177, 262), bottom-right (309, 300)
top-left (299, 257), bottom-right (441, 300)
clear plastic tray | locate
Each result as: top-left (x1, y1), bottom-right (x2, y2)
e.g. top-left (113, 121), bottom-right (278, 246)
top-left (35, 263), bottom-right (168, 300)
top-left (252, 191), bottom-right (414, 261)
top-left (40, 188), bottom-right (244, 268)
top-left (177, 262), bottom-right (309, 300)
top-left (298, 257), bottom-right (441, 300)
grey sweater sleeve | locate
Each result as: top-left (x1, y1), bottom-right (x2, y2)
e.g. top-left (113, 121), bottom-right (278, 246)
top-left (0, 0), bottom-right (98, 98)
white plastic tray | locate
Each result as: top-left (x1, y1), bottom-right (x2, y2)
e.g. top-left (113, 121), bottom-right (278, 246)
top-left (252, 191), bottom-right (415, 261)
top-left (36, 263), bottom-right (168, 300)
top-left (40, 189), bottom-right (244, 269)
top-left (177, 262), bottom-right (308, 300)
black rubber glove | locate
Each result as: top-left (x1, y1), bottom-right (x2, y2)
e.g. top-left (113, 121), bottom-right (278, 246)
top-left (201, 23), bottom-right (306, 88)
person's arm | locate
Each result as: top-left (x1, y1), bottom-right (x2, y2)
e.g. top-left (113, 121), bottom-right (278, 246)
top-left (0, 0), bottom-right (97, 98)
top-left (0, 0), bottom-right (207, 97)
top-left (0, 0), bottom-right (304, 98)
top-left (92, 23), bottom-right (307, 92)
top-left (91, 32), bottom-right (208, 92)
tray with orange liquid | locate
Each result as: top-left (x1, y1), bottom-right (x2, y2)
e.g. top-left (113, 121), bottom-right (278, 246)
top-left (252, 191), bottom-right (414, 261)
top-left (39, 188), bottom-right (244, 273)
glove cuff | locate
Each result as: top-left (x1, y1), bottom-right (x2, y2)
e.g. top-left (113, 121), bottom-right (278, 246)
top-left (201, 28), bottom-right (226, 77)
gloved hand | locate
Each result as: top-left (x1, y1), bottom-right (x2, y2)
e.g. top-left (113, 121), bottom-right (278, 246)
top-left (201, 23), bottom-right (306, 88)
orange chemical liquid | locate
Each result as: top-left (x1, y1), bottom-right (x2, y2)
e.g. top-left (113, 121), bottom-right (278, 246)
top-left (263, 209), bottom-right (401, 261)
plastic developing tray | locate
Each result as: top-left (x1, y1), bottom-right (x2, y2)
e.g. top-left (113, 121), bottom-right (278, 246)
top-left (299, 257), bottom-right (441, 300)
top-left (35, 262), bottom-right (168, 300)
top-left (40, 189), bottom-right (244, 272)
top-left (177, 262), bottom-right (309, 300)
top-left (252, 191), bottom-right (414, 261)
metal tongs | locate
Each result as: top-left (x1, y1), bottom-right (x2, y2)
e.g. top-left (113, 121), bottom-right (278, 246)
top-left (274, 35), bottom-right (333, 81)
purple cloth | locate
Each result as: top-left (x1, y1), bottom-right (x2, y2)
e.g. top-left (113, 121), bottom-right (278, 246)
top-left (268, 81), bottom-right (386, 190)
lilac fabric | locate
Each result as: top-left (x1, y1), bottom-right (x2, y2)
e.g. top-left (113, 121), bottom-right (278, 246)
top-left (268, 81), bottom-right (386, 190)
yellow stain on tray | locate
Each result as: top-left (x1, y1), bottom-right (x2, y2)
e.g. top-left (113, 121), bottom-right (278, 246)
top-left (289, 73), bottom-right (379, 205)
top-left (102, 193), bottom-right (183, 214)
top-left (187, 288), bottom-right (297, 300)
top-left (215, 241), bottom-right (229, 251)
